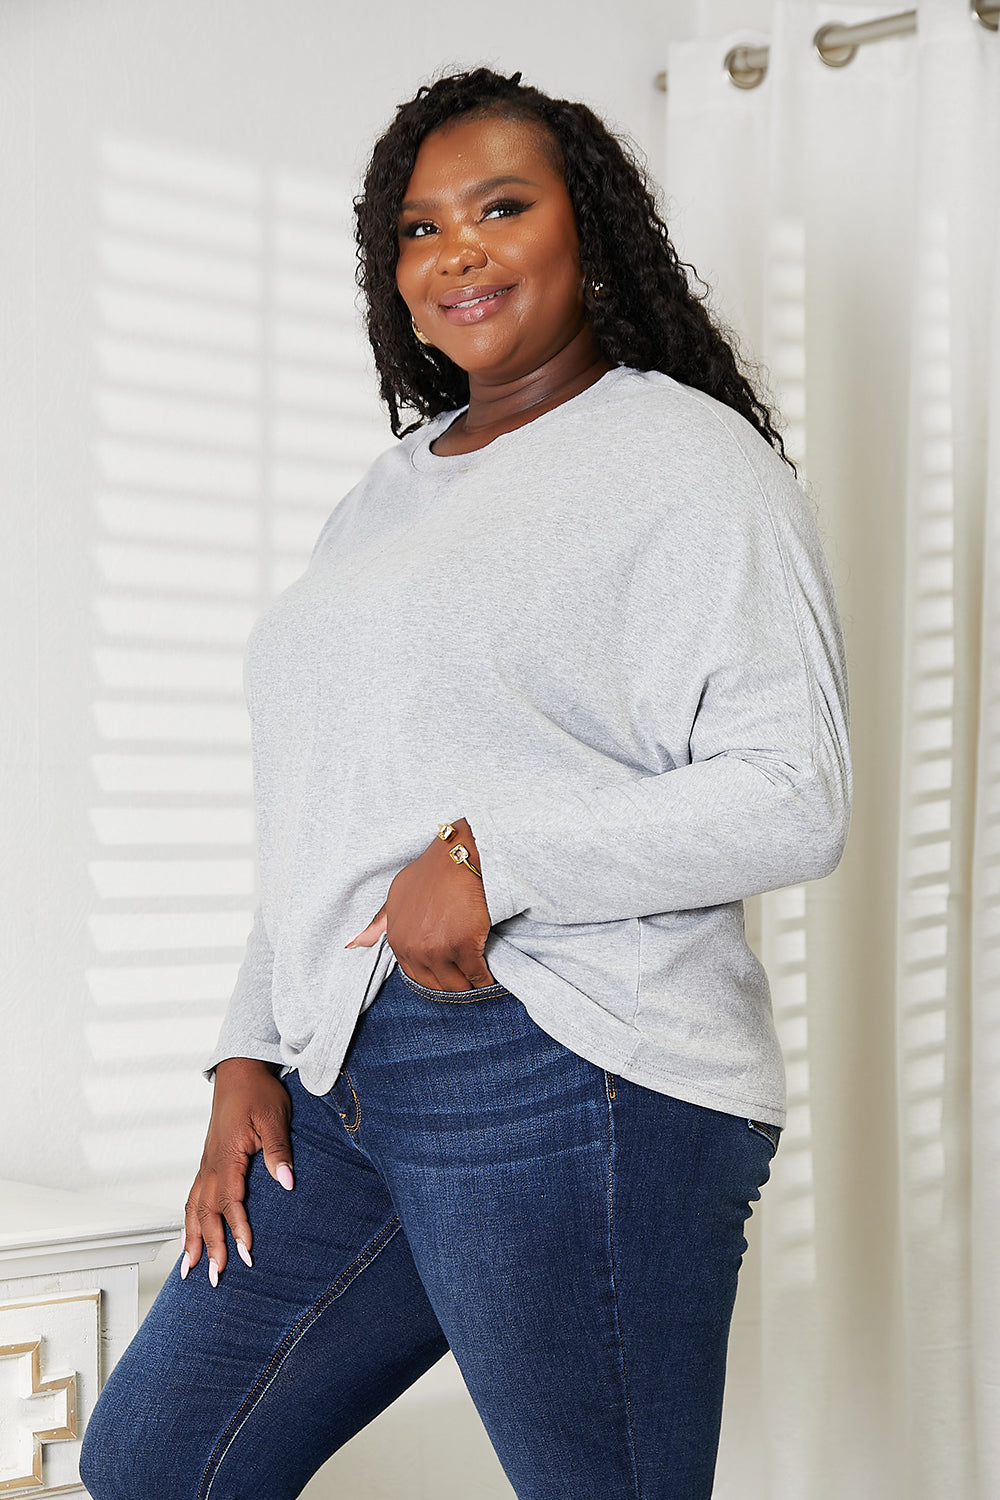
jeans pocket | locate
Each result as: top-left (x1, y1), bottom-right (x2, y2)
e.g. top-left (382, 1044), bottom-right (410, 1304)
top-left (747, 1118), bottom-right (781, 1156)
top-left (396, 967), bottom-right (509, 1003)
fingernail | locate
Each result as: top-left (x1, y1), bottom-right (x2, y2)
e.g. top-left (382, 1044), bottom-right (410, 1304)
top-left (276, 1163), bottom-right (294, 1191)
top-left (180, 1252), bottom-right (190, 1281)
top-left (180, 1229), bottom-right (186, 1249)
top-left (209, 1259), bottom-right (219, 1288)
top-left (237, 1240), bottom-right (253, 1268)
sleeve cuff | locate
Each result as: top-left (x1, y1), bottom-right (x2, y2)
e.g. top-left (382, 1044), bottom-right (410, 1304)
top-left (202, 1039), bottom-right (286, 1084)
top-left (463, 804), bottom-right (529, 926)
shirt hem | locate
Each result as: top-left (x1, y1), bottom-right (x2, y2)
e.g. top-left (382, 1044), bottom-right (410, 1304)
top-left (514, 991), bottom-right (786, 1127)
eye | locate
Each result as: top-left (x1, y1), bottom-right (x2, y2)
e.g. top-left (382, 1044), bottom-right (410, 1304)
top-left (482, 197), bottom-right (531, 219)
top-left (399, 198), bottom-right (533, 240)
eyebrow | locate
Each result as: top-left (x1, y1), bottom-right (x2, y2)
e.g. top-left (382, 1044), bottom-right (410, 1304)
top-left (398, 175), bottom-right (541, 215)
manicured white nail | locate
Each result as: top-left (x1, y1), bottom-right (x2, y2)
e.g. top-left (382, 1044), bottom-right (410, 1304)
top-left (208, 1259), bottom-right (219, 1288)
top-left (179, 1252), bottom-right (191, 1281)
top-left (276, 1163), bottom-right (294, 1191)
top-left (237, 1240), bottom-right (253, 1268)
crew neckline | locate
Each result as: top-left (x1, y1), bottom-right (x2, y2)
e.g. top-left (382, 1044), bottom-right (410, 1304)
top-left (408, 364), bottom-right (634, 472)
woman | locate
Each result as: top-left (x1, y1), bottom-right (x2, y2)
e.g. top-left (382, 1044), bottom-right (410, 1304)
top-left (81, 66), bottom-right (851, 1500)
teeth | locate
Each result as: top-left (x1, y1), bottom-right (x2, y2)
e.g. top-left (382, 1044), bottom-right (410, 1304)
top-left (453, 288), bottom-right (508, 307)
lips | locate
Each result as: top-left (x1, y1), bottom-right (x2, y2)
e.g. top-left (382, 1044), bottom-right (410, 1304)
top-left (439, 284), bottom-right (515, 308)
top-left (437, 283), bottom-right (517, 328)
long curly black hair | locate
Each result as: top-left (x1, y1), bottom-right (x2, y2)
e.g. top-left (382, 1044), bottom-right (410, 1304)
top-left (354, 66), bottom-right (793, 471)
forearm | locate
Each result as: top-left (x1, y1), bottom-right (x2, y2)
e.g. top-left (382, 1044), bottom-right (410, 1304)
top-left (466, 743), bottom-right (852, 927)
top-left (204, 906), bottom-right (283, 1080)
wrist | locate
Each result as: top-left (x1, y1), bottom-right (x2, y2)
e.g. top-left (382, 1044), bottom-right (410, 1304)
top-left (452, 817), bottom-right (477, 857)
top-left (215, 1056), bottom-right (282, 1082)
top-left (436, 818), bottom-right (482, 879)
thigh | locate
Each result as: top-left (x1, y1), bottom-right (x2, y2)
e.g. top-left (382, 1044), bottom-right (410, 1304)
top-left (607, 1078), bottom-right (779, 1498)
top-left (80, 1071), bottom-right (449, 1500)
top-left (336, 968), bottom-right (777, 1500)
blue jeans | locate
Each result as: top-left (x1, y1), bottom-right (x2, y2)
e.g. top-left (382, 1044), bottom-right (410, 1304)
top-left (81, 967), bottom-right (779, 1499)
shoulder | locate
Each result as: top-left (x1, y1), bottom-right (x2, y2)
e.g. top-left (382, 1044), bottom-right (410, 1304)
top-left (606, 367), bottom-right (811, 536)
top-left (609, 369), bottom-right (790, 483)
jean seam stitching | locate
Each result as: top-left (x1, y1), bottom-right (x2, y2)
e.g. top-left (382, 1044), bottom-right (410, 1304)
top-left (748, 1118), bottom-right (780, 1155)
top-left (197, 1213), bottom-right (402, 1499)
top-left (606, 1083), bottom-right (642, 1500)
top-left (342, 1068), bottom-right (362, 1133)
top-left (397, 969), bottom-right (508, 1002)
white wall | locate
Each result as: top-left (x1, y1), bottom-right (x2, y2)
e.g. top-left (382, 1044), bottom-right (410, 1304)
top-left (1, 3), bottom-right (706, 1496)
top-left (1, 0), bottom-right (706, 1202)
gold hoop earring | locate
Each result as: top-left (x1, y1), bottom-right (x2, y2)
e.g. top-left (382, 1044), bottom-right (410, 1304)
top-left (411, 316), bottom-right (433, 347)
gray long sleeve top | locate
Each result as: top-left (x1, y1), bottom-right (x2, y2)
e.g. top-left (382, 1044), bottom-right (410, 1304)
top-left (206, 365), bottom-right (852, 1127)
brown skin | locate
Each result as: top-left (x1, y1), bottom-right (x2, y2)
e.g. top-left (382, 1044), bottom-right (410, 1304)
top-left (397, 113), bottom-right (612, 454)
top-left (185, 113), bottom-right (609, 1282)
top-left (182, 1058), bottom-right (292, 1279)
top-left (345, 819), bottom-right (494, 988)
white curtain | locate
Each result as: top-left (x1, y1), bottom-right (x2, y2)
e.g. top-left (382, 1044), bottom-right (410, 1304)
top-left (665, 3), bottom-right (1000, 1496)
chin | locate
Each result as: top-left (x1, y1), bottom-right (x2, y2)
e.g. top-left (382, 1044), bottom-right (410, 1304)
top-left (448, 337), bottom-right (527, 374)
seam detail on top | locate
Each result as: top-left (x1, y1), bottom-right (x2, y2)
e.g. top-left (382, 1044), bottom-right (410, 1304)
top-left (683, 388), bottom-right (820, 771)
top-left (631, 916), bottom-right (643, 1027)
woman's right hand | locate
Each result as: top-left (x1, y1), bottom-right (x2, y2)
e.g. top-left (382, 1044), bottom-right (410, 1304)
top-left (181, 1057), bottom-right (294, 1285)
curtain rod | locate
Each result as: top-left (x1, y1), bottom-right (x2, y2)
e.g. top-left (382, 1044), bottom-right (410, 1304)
top-left (653, 2), bottom-right (998, 92)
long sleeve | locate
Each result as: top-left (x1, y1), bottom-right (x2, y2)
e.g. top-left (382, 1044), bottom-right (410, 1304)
top-left (203, 904), bottom-right (283, 1078)
top-left (465, 419), bottom-right (852, 927)
top-left (220, 364), bottom-right (845, 1118)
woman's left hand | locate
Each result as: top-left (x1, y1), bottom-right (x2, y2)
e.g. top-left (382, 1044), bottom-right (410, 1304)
top-left (345, 818), bottom-right (496, 991)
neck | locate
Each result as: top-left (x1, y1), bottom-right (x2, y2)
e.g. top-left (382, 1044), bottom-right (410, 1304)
top-left (462, 325), bottom-right (613, 436)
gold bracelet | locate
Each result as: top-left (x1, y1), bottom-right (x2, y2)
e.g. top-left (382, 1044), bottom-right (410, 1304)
top-left (448, 844), bottom-right (482, 879)
top-left (436, 823), bottom-right (483, 880)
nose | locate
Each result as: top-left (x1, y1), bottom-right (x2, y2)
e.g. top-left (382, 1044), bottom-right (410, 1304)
top-left (436, 222), bottom-right (488, 277)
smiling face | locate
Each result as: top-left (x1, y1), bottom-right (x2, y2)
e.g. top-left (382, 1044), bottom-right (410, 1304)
top-left (395, 112), bottom-right (589, 384)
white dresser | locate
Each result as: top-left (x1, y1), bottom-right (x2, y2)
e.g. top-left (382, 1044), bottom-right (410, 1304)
top-left (0, 1180), bottom-right (180, 1497)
